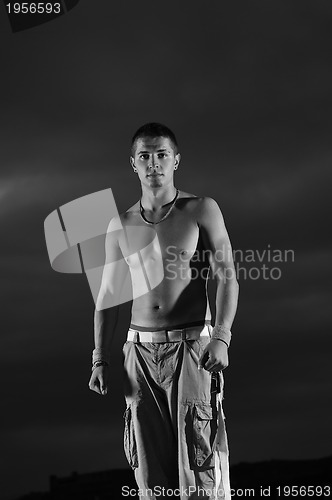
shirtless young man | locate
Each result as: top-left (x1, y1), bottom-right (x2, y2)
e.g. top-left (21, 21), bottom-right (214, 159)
top-left (89, 123), bottom-right (239, 500)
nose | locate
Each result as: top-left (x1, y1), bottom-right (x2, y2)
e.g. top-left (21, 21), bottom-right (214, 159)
top-left (148, 155), bottom-right (159, 170)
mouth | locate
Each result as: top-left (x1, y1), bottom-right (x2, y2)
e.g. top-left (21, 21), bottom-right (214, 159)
top-left (147, 173), bottom-right (163, 177)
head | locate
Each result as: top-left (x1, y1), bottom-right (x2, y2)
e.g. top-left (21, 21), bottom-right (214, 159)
top-left (131, 123), bottom-right (178, 156)
top-left (130, 123), bottom-right (181, 189)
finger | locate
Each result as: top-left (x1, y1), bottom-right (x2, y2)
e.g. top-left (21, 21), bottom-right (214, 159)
top-left (101, 383), bottom-right (108, 395)
top-left (216, 360), bottom-right (229, 371)
top-left (93, 383), bottom-right (102, 395)
top-left (212, 362), bottom-right (223, 372)
top-left (198, 351), bottom-right (209, 370)
top-left (204, 357), bottom-right (217, 372)
top-left (89, 377), bottom-right (101, 395)
top-left (99, 375), bottom-right (108, 396)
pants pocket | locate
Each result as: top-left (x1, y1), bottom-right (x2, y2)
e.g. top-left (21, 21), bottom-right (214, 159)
top-left (123, 405), bottom-right (138, 469)
top-left (192, 403), bottom-right (217, 469)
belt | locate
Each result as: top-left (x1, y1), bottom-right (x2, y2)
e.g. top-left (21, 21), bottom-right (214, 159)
top-left (127, 324), bottom-right (211, 343)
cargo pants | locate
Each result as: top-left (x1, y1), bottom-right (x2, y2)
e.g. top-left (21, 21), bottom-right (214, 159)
top-left (122, 324), bottom-right (230, 500)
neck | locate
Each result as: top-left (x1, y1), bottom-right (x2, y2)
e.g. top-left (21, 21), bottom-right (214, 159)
top-left (141, 185), bottom-right (177, 211)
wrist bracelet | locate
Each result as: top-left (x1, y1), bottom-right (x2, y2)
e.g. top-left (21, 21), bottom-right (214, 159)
top-left (214, 338), bottom-right (229, 348)
top-left (92, 347), bottom-right (110, 366)
top-left (211, 325), bottom-right (232, 348)
top-left (91, 360), bottom-right (109, 372)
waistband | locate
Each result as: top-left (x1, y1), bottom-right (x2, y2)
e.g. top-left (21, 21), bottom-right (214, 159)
top-left (129, 319), bottom-right (211, 332)
top-left (127, 323), bottom-right (211, 343)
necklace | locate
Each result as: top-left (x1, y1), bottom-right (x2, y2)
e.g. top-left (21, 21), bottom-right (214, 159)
top-left (140, 189), bottom-right (179, 225)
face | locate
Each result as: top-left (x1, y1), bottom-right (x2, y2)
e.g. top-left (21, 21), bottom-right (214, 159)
top-left (130, 136), bottom-right (180, 189)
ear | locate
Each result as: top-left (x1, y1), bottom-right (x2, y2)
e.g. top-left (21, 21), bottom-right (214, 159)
top-left (174, 153), bottom-right (181, 171)
top-left (130, 156), bottom-right (138, 173)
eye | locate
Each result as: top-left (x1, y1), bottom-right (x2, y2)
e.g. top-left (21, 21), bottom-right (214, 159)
top-left (139, 154), bottom-right (150, 160)
top-left (157, 153), bottom-right (167, 159)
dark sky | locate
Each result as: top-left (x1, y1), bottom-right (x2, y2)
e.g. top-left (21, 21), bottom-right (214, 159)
top-left (1, 1), bottom-right (332, 499)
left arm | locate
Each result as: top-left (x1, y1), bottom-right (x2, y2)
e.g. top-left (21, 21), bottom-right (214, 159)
top-left (197, 197), bottom-right (239, 371)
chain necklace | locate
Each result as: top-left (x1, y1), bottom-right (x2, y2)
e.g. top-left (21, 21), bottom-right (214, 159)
top-left (140, 189), bottom-right (179, 225)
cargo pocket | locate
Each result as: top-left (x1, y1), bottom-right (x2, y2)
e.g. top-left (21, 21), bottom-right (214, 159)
top-left (123, 405), bottom-right (138, 469)
top-left (192, 403), bottom-right (217, 469)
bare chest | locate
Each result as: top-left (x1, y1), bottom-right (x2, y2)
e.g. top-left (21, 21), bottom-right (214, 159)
top-left (119, 212), bottom-right (200, 267)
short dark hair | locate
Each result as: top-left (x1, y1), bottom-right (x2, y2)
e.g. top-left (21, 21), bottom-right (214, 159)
top-left (131, 122), bottom-right (178, 155)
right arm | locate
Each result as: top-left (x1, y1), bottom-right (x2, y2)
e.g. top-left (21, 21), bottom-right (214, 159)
top-left (89, 217), bottom-right (129, 395)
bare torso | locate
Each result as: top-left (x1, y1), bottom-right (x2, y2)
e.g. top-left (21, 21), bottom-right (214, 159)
top-left (118, 192), bottom-right (211, 328)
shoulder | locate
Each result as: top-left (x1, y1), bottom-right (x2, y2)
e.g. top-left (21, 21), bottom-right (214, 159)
top-left (176, 191), bottom-right (204, 210)
top-left (178, 192), bottom-right (223, 222)
top-left (113, 202), bottom-right (140, 226)
top-left (105, 205), bottom-right (139, 240)
top-left (178, 191), bottom-right (220, 208)
top-left (179, 191), bottom-right (220, 214)
top-left (106, 214), bottom-right (123, 233)
top-left (196, 197), bottom-right (224, 226)
top-left (195, 196), bottom-right (221, 211)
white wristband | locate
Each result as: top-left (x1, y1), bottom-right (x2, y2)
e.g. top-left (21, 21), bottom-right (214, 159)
top-left (92, 347), bottom-right (110, 366)
top-left (211, 325), bottom-right (232, 348)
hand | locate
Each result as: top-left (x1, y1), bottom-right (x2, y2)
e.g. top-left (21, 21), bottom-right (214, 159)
top-left (88, 365), bottom-right (109, 395)
top-left (198, 339), bottom-right (229, 372)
